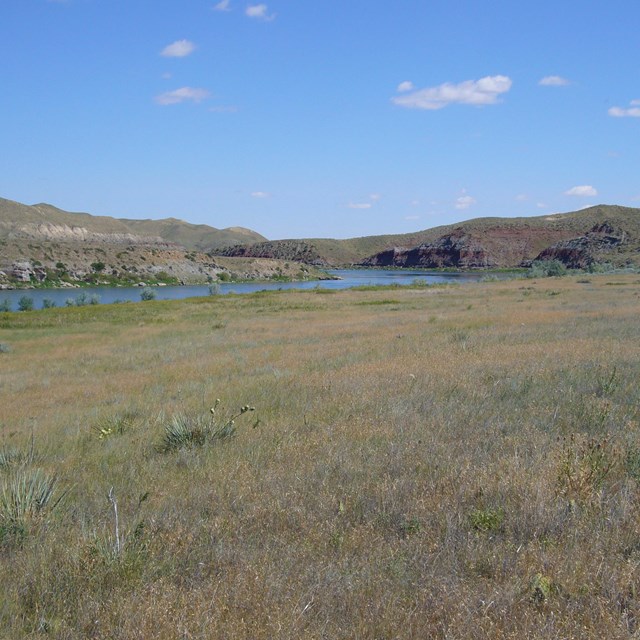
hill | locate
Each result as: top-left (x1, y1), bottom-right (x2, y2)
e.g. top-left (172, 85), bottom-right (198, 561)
top-left (0, 197), bottom-right (329, 287)
top-left (216, 205), bottom-right (640, 268)
top-left (0, 197), bottom-right (266, 250)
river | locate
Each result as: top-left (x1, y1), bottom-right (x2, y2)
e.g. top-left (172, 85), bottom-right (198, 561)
top-left (0, 269), bottom-right (500, 311)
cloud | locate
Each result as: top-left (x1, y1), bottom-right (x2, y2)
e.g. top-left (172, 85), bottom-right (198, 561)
top-left (154, 87), bottom-right (210, 105)
top-left (537, 203), bottom-right (548, 209)
top-left (455, 195), bottom-right (476, 210)
top-left (564, 185), bottom-right (598, 197)
top-left (539, 75), bottom-right (570, 86)
top-left (369, 193), bottom-right (381, 202)
top-left (160, 39), bottom-right (196, 58)
top-left (397, 81), bottom-right (414, 93)
top-left (246, 4), bottom-right (275, 20)
top-left (404, 215), bottom-right (420, 221)
top-left (515, 194), bottom-right (528, 201)
top-left (251, 191), bottom-right (270, 198)
top-left (392, 75), bottom-right (512, 110)
top-left (348, 203), bottom-right (372, 209)
top-left (608, 100), bottom-right (640, 118)
top-left (214, 0), bottom-right (231, 10)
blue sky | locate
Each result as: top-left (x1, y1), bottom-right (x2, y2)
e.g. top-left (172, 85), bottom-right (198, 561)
top-left (2, 1), bottom-right (639, 239)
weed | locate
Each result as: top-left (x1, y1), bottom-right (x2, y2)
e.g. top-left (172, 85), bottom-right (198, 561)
top-left (556, 433), bottom-right (620, 505)
top-left (93, 411), bottom-right (138, 440)
top-left (469, 507), bottom-right (504, 533)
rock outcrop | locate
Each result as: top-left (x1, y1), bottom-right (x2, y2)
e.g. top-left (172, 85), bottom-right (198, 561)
top-left (361, 231), bottom-right (498, 268)
top-left (533, 222), bottom-right (627, 268)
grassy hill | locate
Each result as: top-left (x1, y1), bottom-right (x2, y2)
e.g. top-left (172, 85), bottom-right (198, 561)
top-left (217, 205), bottom-right (640, 267)
top-left (0, 197), bottom-right (266, 250)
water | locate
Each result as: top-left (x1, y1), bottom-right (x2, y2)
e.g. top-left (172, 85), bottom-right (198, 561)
top-left (0, 269), bottom-right (497, 311)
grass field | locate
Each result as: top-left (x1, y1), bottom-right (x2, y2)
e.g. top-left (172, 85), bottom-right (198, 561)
top-left (1, 275), bottom-right (639, 639)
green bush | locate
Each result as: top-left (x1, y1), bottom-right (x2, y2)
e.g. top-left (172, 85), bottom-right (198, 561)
top-left (140, 287), bottom-right (156, 301)
top-left (0, 299), bottom-right (10, 312)
top-left (42, 298), bottom-right (56, 309)
top-left (528, 260), bottom-right (568, 278)
top-left (18, 296), bottom-right (34, 312)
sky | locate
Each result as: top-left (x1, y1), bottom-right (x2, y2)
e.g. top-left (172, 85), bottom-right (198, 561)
top-left (2, 1), bottom-right (639, 240)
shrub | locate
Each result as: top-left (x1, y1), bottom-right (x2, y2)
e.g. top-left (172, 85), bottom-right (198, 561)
top-left (140, 287), bottom-right (156, 301)
top-left (91, 261), bottom-right (106, 272)
top-left (18, 296), bottom-right (34, 312)
top-left (208, 282), bottom-right (221, 296)
top-left (0, 468), bottom-right (61, 543)
top-left (0, 343), bottom-right (11, 354)
top-left (159, 400), bottom-right (256, 452)
top-left (0, 299), bottom-right (11, 312)
top-left (42, 298), bottom-right (56, 309)
top-left (528, 260), bottom-right (568, 278)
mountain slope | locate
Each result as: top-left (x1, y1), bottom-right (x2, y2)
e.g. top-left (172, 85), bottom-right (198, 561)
top-left (0, 197), bottom-right (266, 250)
top-left (216, 205), bottom-right (640, 268)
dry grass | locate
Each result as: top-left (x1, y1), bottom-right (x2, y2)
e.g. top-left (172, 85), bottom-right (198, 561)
top-left (1, 275), bottom-right (640, 638)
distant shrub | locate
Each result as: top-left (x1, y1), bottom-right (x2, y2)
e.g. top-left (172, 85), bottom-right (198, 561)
top-left (140, 287), bottom-right (156, 301)
top-left (528, 260), bottom-right (568, 278)
top-left (91, 261), bottom-right (106, 272)
top-left (0, 343), bottom-right (11, 354)
top-left (588, 262), bottom-right (615, 274)
top-left (217, 272), bottom-right (230, 282)
top-left (75, 292), bottom-right (90, 306)
top-left (0, 299), bottom-right (11, 313)
top-left (18, 296), bottom-right (34, 312)
top-left (65, 298), bottom-right (76, 307)
top-left (208, 283), bottom-right (221, 296)
top-left (42, 298), bottom-right (56, 309)
top-left (89, 294), bottom-right (100, 305)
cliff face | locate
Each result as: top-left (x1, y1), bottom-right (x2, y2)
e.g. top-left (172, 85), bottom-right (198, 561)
top-left (533, 222), bottom-right (628, 268)
top-left (361, 232), bottom-right (498, 268)
top-left (215, 240), bottom-right (329, 266)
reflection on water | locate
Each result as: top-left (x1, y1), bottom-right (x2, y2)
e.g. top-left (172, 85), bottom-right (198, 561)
top-left (0, 269), bottom-right (498, 311)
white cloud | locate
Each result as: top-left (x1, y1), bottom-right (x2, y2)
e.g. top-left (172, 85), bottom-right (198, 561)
top-left (537, 203), bottom-right (548, 209)
top-left (455, 195), bottom-right (476, 210)
top-left (515, 194), bottom-right (528, 201)
top-left (564, 185), bottom-right (598, 197)
top-left (348, 203), bottom-right (372, 209)
top-left (392, 75), bottom-right (512, 110)
top-left (214, 0), bottom-right (231, 11)
top-left (154, 87), bottom-right (210, 105)
top-left (404, 215), bottom-right (420, 221)
top-left (246, 4), bottom-right (275, 20)
top-left (160, 39), bottom-right (196, 58)
top-left (608, 100), bottom-right (640, 117)
top-left (397, 81), bottom-right (414, 93)
top-left (369, 193), bottom-right (381, 201)
top-left (539, 75), bottom-right (570, 86)
top-left (251, 191), bottom-right (270, 198)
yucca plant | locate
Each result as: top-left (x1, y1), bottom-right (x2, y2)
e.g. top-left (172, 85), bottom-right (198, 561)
top-left (159, 400), bottom-right (256, 452)
top-left (1, 468), bottom-right (59, 521)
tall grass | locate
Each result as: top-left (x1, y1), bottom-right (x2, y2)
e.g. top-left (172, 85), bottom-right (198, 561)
top-left (0, 274), bottom-right (639, 638)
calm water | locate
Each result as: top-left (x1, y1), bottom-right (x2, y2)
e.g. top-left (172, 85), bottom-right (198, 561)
top-left (0, 269), bottom-right (495, 311)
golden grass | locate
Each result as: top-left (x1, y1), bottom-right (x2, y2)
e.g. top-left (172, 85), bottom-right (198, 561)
top-left (1, 274), bottom-right (639, 638)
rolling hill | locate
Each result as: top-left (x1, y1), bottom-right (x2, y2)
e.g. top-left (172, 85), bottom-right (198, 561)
top-left (216, 205), bottom-right (640, 268)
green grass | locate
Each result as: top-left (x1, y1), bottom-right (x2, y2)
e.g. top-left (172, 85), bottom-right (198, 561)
top-left (0, 274), bottom-right (639, 638)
